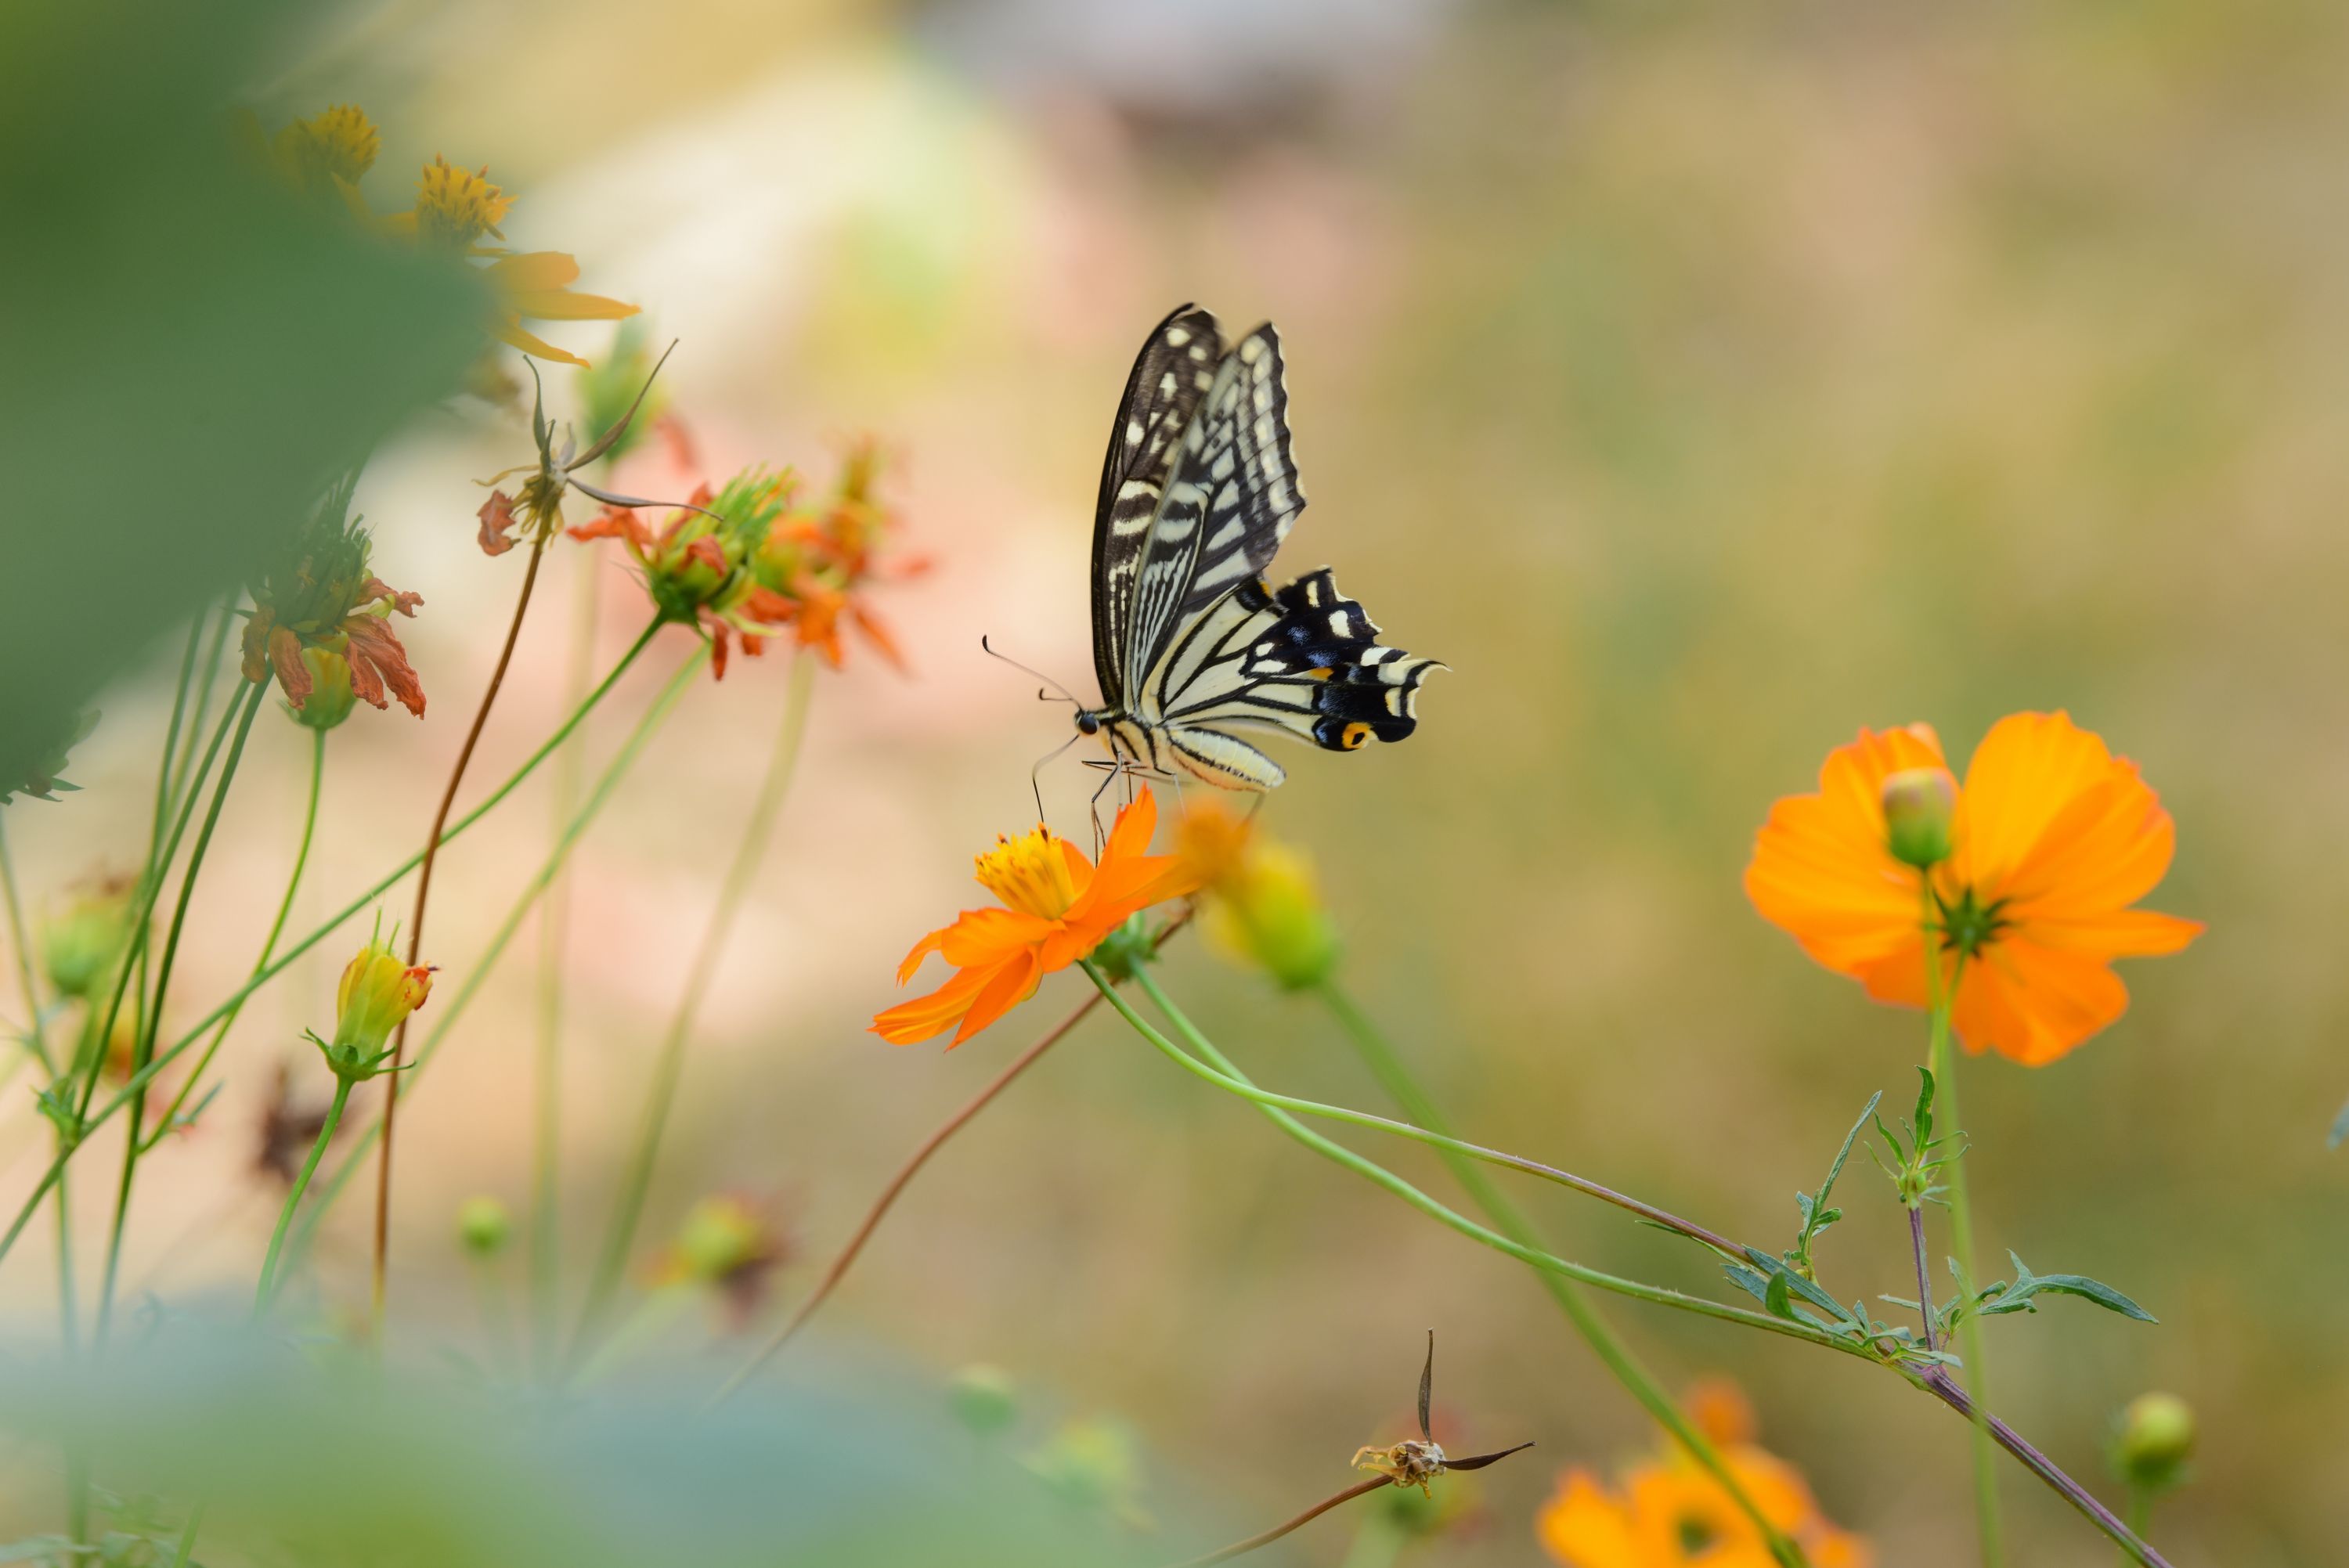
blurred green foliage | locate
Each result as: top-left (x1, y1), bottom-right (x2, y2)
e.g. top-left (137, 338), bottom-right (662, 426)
top-left (0, 0), bottom-right (482, 796)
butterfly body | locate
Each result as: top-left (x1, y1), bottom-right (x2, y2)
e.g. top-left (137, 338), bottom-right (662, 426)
top-left (1080, 305), bottom-right (1439, 791)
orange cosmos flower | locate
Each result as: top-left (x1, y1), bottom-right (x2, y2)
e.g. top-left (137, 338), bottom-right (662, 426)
top-left (871, 790), bottom-right (1202, 1048)
top-left (1745, 712), bottom-right (2201, 1066)
top-left (1537, 1407), bottom-right (1870, 1568)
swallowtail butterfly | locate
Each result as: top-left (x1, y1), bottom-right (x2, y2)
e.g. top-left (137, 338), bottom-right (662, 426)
top-left (1073, 304), bottom-right (1441, 791)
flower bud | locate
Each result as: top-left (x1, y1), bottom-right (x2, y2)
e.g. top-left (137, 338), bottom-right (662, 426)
top-left (668, 1194), bottom-right (773, 1286)
top-left (1205, 842), bottom-right (1340, 990)
top-left (290, 643), bottom-right (359, 731)
top-left (949, 1364), bottom-right (1018, 1436)
top-left (316, 932), bottom-right (431, 1081)
top-left (1881, 767), bottom-right (1957, 870)
top-left (42, 883), bottom-right (133, 1000)
top-left (2112, 1392), bottom-right (2194, 1492)
top-left (456, 1195), bottom-right (511, 1256)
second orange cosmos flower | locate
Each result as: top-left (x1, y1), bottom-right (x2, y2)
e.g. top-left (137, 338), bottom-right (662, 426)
top-left (1745, 711), bottom-right (2201, 1066)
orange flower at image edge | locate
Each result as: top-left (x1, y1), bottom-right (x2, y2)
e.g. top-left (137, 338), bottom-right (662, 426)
top-left (1538, 1450), bottom-right (1870, 1568)
top-left (871, 790), bottom-right (1201, 1048)
top-left (1745, 712), bottom-right (2201, 1066)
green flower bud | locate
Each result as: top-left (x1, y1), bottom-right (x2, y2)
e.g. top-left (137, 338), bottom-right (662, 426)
top-left (291, 643), bottom-right (359, 732)
top-left (2113, 1392), bottom-right (2195, 1493)
top-left (42, 883), bottom-right (133, 1000)
top-left (1881, 767), bottom-right (1957, 870)
top-left (949, 1364), bottom-right (1018, 1436)
top-left (1204, 842), bottom-right (1340, 990)
top-left (456, 1195), bottom-right (511, 1256)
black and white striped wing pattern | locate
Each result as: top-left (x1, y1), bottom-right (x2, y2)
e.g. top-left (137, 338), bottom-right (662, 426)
top-left (1137, 571), bottom-right (1443, 790)
top-left (1118, 323), bottom-right (1306, 700)
top-left (1089, 305), bottom-right (1221, 710)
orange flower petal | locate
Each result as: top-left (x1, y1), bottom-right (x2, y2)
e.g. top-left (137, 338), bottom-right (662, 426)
top-left (485, 251), bottom-right (583, 292)
top-left (1744, 726), bottom-right (1946, 979)
top-left (494, 320), bottom-right (591, 368)
top-left (2021, 907), bottom-right (2203, 958)
top-left (1953, 935), bottom-right (2130, 1065)
top-left (508, 288), bottom-right (640, 323)
top-left (871, 959), bottom-right (1002, 1047)
top-left (1953, 711), bottom-right (2116, 892)
top-left (951, 946), bottom-right (1044, 1046)
top-left (1535, 1472), bottom-right (1646, 1568)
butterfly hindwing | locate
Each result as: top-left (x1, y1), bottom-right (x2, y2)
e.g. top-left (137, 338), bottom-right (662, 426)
top-left (1090, 304), bottom-right (1222, 709)
top-left (1146, 569), bottom-right (1442, 784)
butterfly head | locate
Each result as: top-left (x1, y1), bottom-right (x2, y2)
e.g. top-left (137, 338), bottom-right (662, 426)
top-left (1074, 710), bottom-right (1104, 737)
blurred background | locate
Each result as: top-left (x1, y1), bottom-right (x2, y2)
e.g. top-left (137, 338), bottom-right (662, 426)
top-left (6, 0), bottom-right (2349, 1562)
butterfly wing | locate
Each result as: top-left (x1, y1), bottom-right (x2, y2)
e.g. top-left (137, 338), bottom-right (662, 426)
top-left (1143, 570), bottom-right (1443, 790)
top-left (1119, 323), bottom-right (1307, 701)
top-left (1090, 305), bottom-right (1224, 709)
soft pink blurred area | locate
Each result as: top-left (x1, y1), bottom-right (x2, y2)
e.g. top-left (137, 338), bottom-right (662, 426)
top-left (9, 1), bottom-right (2349, 1562)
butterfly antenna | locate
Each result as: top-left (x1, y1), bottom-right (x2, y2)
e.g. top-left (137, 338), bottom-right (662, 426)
top-left (980, 636), bottom-right (1081, 705)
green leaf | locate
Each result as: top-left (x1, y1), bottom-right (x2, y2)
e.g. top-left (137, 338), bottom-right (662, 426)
top-left (0, 0), bottom-right (485, 795)
top-left (1763, 1267), bottom-right (1794, 1319)
top-left (1911, 1067), bottom-right (1936, 1148)
top-left (2330, 1093), bottom-right (2349, 1150)
top-left (2005, 1250), bottom-right (2155, 1322)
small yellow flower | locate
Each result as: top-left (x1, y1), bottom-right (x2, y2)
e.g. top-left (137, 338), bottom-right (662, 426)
top-left (311, 928), bottom-right (433, 1083)
top-left (456, 1195), bottom-right (513, 1256)
top-left (272, 105), bottom-right (381, 197)
top-left (410, 154), bottom-right (515, 250)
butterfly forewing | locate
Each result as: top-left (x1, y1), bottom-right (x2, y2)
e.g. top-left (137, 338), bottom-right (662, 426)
top-left (1120, 324), bottom-right (1305, 700)
top-left (1090, 304), bottom-right (1223, 709)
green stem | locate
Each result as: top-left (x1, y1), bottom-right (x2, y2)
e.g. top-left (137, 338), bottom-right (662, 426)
top-left (274, 647), bottom-right (707, 1274)
top-left (144, 725), bottom-right (326, 1152)
top-left (0, 619), bottom-right (666, 1271)
top-left (74, 679), bottom-right (251, 1127)
top-left (1085, 961), bottom-right (1856, 1354)
top-left (529, 554), bottom-right (604, 1379)
top-left (99, 679), bottom-right (268, 1343)
top-left (253, 1077), bottom-right (351, 1312)
top-left (1316, 979), bottom-right (1807, 1566)
top-left (0, 811), bottom-right (57, 1078)
top-left (1927, 883), bottom-right (2003, 1568)
top-left (167, 1503), bottom-right (205, 1568)
top-left (571, 653), bottom-right (815, 1364)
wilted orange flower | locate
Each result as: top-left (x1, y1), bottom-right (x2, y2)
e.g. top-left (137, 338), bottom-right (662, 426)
top-left (871, 790), bottom-right (1201, 1048)
top-left (241, 503), bottom-right (426, 719)
top-left (1538, 1429), bottom-right (1869, 1568)
top-left (1745, 712), bottom-right (2201, 1066)
top-left (571, 443), bottom-right (917, 677)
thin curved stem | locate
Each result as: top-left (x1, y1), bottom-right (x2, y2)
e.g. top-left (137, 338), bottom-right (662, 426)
top-left (0, 620), bottom-right (665, 1272)
top-left (376, 535), bottom-right (547, 1330)
top-left (0, 813), bottom-right (56, 1079)
top-left (1315, 979), bottom-right (1805, 1566)
top-left (572, 654), bottom-right (815, 1363)
top-left (529, 552), bottom-right (604, 1378)
top-left (274, 647), bottom-right (707, 1276)
top-left (254, 1078), bottom-right (350, 1312)
top-left (1107, 961), bottom-right (2170, 1566)
top-left (1169, 1476), bottom-right (1393, 1568)
top-left (1088, 962), bottom-right (1850, 1352)
top-left (99, 679), bottom-right (267, 1343)
top-left (144, 726), bottom-right (326, 1152)
top-left (705, 911), bottom-right (1193, 1410)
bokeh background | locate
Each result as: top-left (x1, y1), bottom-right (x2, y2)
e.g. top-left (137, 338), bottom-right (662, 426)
top-left (7, 0), bottom-right (2349, 1562)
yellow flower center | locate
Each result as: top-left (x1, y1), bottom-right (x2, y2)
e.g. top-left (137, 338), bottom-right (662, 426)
top-left (413, 155), bottom-right (513, 248)
top-left (292, 105), bottom-right (381, 184)
top-left (975, 827), bottom-right (1077, 920)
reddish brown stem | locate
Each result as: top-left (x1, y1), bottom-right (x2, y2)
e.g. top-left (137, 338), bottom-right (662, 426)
top-left (1170, 1476), bottom-right (1394, 1567)
top-left (372, 535), bottom-right (547, 1327)
top-left (707, 913), bottom-right (1189, 1406)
